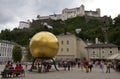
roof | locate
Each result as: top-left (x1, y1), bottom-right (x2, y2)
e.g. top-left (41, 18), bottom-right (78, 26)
top-left (57, 32), bottom-right (72, 36)
top-left (115, 54), bottom-right (120, 60)
top-left (86, 43), bottom-right (118, 48)
top-left (107, 53), bottom-right (120, 60)
top-left (0, 40), bottom-right (16, 45)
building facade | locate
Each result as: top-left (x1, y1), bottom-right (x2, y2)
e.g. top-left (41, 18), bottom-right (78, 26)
top-left (37, 4), bottom-right (100, 21)
top-left (0, 40), bottom-right (16, 64)
top-left (18, 21), bottom-right (30, 29)
top-left (86, 44), bottom-right (119, 60)
top-left (55, 34), bottom-right (88, 61)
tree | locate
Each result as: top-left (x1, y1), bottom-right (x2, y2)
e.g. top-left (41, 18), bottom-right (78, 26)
top-left (108, 15), bottom-right (120, 46)
top-left (0, 29), bottom-right (12, 40)
top-left (12, 45), bottom-right (22, 63)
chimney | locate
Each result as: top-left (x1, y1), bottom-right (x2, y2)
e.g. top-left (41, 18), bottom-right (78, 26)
top-left (95, 38), bottom-right (99, 44)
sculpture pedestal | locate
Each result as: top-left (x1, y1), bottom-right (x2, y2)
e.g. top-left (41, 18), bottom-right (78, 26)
top-left (29, 57), bottom-right (59, 72)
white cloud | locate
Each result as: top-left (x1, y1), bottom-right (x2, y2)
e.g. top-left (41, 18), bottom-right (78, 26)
top-left (0, 0), bottom-right (120, 31)
top-left (84, 0), bottom-right (120, 18)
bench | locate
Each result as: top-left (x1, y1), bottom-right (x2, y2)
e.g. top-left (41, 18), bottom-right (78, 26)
top-left (1, 69), bottom-right (25, 78)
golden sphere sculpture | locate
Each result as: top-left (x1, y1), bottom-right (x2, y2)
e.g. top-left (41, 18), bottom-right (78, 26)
top-left (29, 31), bottom-right (59, 58)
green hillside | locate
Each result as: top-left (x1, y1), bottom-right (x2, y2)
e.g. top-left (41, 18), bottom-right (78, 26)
top-left (0, 15), bottom-right (120, 47)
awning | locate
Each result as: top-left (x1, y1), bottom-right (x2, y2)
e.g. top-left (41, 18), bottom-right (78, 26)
top-left (115, 54), bottom-right (120, 60)
top-left (107, 53), bottom-right (120, 60)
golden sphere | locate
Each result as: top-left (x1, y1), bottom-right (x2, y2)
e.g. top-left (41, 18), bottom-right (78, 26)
top-left (29, 31), bottom-right (59, 58)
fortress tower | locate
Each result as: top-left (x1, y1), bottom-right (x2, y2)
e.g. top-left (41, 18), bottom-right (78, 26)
top-left (96, 8), bottom-right (100, 16)
top-left (78, 4), bottom-right (85, 16)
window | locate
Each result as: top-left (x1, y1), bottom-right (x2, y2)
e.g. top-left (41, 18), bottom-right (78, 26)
top-left (67, 48), bottom-right (69, 52)
top-left (61, 41), bottom-right (63, 45)
top-left (102, 51), bottom-right (104, 53)
top-left (93, 51), bottom-right (95, 53)
top-left (67, 40), bottom-right (69, 45)
top-left (61, 48), bottom-right (63, 52)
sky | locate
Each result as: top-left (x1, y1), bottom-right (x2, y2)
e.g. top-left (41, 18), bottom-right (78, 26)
top-left (0, 0), bottom-right (120, 31)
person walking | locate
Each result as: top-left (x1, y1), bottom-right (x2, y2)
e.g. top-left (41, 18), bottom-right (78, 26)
top-left (67, 61), bottom-right (71, 71)
top-left (63, 61), bottom-right (67, 71)
top-left (77, 61), bottom-right (81, 68)
top-left (106, 61), bottom-right (111, 73)
top-left (88, 61), bottom-right (93, 72)
top-left (84, 60), bottom-right (89, 73)
top-left (25, 62), bottom-right (28, 69)
top-left (80, 61), bottom-right (84, 71)
top-left (100, 61), bottom-right (104, 72)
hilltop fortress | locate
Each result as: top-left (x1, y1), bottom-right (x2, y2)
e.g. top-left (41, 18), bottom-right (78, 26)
top-left (37, 4), bottom-right (100, 21)
top-left (19, 4), bottom-right (102, 29)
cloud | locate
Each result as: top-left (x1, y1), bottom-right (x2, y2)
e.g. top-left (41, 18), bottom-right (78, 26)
top-left (0, 0), bottom-right (120, 31)
top-left (0, 12), bottom-right (15, 24)
top-left (0, 0), bottom-right (77, 31)
top-left (33, 0), bottom-right (75, 15)
top-left (0, 0), bottom-right (34, 30)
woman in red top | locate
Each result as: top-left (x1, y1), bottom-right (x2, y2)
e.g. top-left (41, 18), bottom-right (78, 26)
top-left (15, 64), bottom-right (19, 69)
top-left (15, 64), bottom-right (23, 70)
top-left (18, 64), bottom-right (23, 70)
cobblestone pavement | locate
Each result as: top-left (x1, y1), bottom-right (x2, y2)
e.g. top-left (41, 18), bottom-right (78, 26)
top-left (0, 65), bottom-right (120, 79)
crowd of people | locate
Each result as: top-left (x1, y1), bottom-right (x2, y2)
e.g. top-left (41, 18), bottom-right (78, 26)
top-left (57, 60), bottom-right (112, 73)
top-left (2, 59), bottom-right (115, 74)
